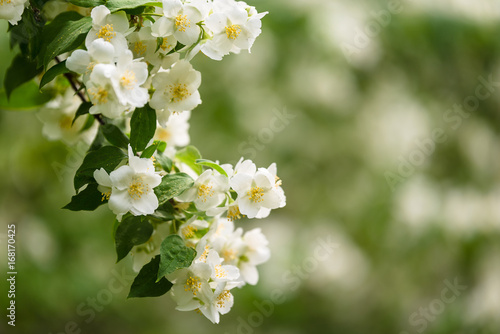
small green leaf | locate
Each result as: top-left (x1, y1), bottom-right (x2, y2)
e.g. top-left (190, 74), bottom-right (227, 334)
top-left (140, 142), bottom-right (159, 159)
top-left (0, 81), bottom-right (53, 110)
top-left (128, 256), bottom-right (173, 298)
top-left (195, 159), bottom-right (228, 177)
top-left (175, 146), bottom-right (202, 175)
top-left (39, 12), bottom-right (92, 68)
top-left (63, 183), bottom-right (107, 211)
top-left (158, 235), bottom-right (196, 279)
top-left (9, 8), bottom-right (45, 60)
top-left (73, 101), bottom-right (92, 125)
top-left (74, 146), bottom-right (127, 190)
top-left (130, 104), bottom-right (157, 153)
top-left (156, 154), bottom-right (172, 172)
top-left (154, 173), bottom-right (194, 206)
top-left (40, 60), bottom-right (70, 89)
top-left (67, 0), bottom-right (162, 11)
top-left (115, 216), bottom-right (154, 262)
top-left (4, 54), bottom-right (42, 98)
top-left (102, 124), bottom-right (130, 149)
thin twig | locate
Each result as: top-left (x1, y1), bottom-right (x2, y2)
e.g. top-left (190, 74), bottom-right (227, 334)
top-left (54, 57), bottom-right (105, 125)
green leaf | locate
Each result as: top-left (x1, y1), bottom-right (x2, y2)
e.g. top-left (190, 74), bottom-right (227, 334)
top-left (152, 201), bottom-right (175, 220)
top-left (63, 183), bottom-right (107, 211)
top-left (40, 60), bottom-right (70, 89)
top-left (128, 256), bottom-right (173, 298)
top-left (175, 146), bottom-right (202, 175)
top-left (74, 146), bottom-right (127, 190)
top-left (115, 216), bottom-right (154, 262)
top-left (73, 101), bottom-right (92, 125)
top-left (154, 173), bottom-right (194, 206)
top-left (67, 0), bottom-right (162, 11)
top-left (156, 154), bottom-right (172, 172)
top-left (140, 142), bottom-right (159, 159)
top-left (4, 54), bottom-right (42, 98)
top-left (9, 8), bottom-right (45, 60)
top-left (130, 104), bottom-right (156, 153)
top-left (102, 124), bottom-right (130, 149)
top-left (39, 12), bottom-right (92, 68)
top-left (158, 235), bottom-right (196, 279)
top-left (0, 81), bottom-right (53, 110)
top-left (195, 159), bottom-right (228, 177)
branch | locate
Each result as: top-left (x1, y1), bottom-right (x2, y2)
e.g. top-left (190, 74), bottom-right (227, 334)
top-left (54, 57), bottom-right (105, 126)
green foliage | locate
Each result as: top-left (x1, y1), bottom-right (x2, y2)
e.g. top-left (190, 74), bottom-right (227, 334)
top-left (154, 173), bottom-right (194, 206)
top-left (130, 104), bottom-right (157, 153)
top-left (4, 54), bottom-right (42, 98)
top-left (102, 124), bottom-right (130, 149)
top-left (0, 81), bottom-right (53, 110)
top-left (38, 12), bottom-right (92, 68)
top-left (157, 235), bottom-right (196, 279)
top-left (40, 60), bottom-right (70, 89)
top-left (63, 183), bottom-right (107, 211)
top-left (115, 215), bottom-right (154, 262)
top-left (175, 146), bottom-right (202, 175)
top-left (73, 101), bottom-right (92, 124)
top-left (9, 8), bottom-right (45, 60)
top-left (128, 256), bottom-right (173, 298)
top-left (195, 159), bottom-right (228, 177)
top-left (156, 154), bottom-right (173, 172)
top-left (140, 141), bottom-right (165, 159)
top-left (67, 0), bottom-right (162, 11)
top-left (74, 146), bottom-right (127, 190)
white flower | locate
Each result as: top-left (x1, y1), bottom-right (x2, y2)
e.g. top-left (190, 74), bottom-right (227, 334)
top-left (127, 23), bottom-right (178, 65)
top-left (167, 262), bottom-right (212, 310)
top-left (202, 0), bottom-right (267, 59)
top-left (86, 64), bottom-right (129, 118)
top-left (66, 38), bottom-right (115, 82)
top-left (110, 50), bottom-right (149, 108)
top-left (37, 89), bottom-right (97, 145)
top-left (178, 217), bottom-right (209, 247)
top-left (94, 146), bottom-right (162, 220)
top-left (205, 249), bottom-right (239, 283)
top-left (197, 282), bottom-right (234, 324)
top-left (151, 0), bottom-right (208, 47)
top-left (239, 228), bottom-right (270, 285)
top-left (153, 110), bottom-right (191, 145)
top-left (0, 0), bottom-right (27, 25)
top-left (176, 169), bottom-right (229, 211)
top-left (86, 5), bottom-right (129, 56)
top-left (150, 60), bottom-right (202, 115)
top-left (230, 164), bottom-right (283, 219)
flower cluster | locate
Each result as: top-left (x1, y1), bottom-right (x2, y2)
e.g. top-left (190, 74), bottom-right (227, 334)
top-left (3, 0), bottom-right (282, 324)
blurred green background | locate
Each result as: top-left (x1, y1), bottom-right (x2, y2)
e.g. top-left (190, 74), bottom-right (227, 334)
top-left (2, 0), bottom-right (500, 333)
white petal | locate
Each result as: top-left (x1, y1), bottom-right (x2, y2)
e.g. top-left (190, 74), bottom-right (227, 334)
top-left (91, 5), bottom-right (110, 26)
top-left (109, 165), bottom-right (134, 190)
top-left (93, 168), bottom-right (112, 187)
top-left (108, 189), bottom-right (132, 216)
top-left (66, 50), bottom-right (91, 74)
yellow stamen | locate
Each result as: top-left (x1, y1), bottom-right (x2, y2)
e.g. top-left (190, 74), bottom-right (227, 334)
top-left (133, 41), bottom-right (147, 56)
top-left (215, 264), bottom-right (227, 279)
top-left (197, 184), bottom-right (214, 202)
top-left (120, 70), bottom-right (137, 89)
top-left (222, 249), bottom-right (237, 262)
top-left (227, 205), bottom-right (242, 221)
top-left (247, 186), bottom-right (264, 203)
top-left (169, 83), bottom-right (191, 102)
top-left (225, 24), bottom-right (241, 40)
top-left (216, 290), bottom-right (231, 308)
top-left (175, 14), bottom-right (190, 32)
top-left (101, 191), bottom-right (111, 201)
top-left (88, 87), bottom-right (109, 104)
top-left (96, 24), bottom-right (116, 42)
top-left (182, 225), bottom-right (197, 238)
top-left (128, 176), bottom-right (147, 200)
top-left (184, 276), bottom-right (201, 295)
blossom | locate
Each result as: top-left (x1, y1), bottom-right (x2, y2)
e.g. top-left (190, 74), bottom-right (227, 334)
top-left (109, 50), bottom-right (149, 108)
top-left (176, 169), bottom-right (229, 211)
top-left (0, 0), bottom-right (27, 25)
top-left (94, 146), bottom-right (162, 220)
top-left (178, 217), bottom-right (209, 247)
top-left (205, 249), bottom-right (240, 283)
top-left (127, 23), bottom-right (178, 66)
top-left (239, 228), bottom-right (270, 285)
top-left (151, 0), bottom-right (209, 47)
top-left (230, 163), bottom-right (284, 219)
top-left (202, 0), bottom-right (267, 60)
top-left (166, 261), bottom-right (212, 310)
top-left (150, 60), bottom-right (202, 115)
top-left (197, 282), bottom-right (235, 324)
top-left (66, 38), bottom-right (115, 82)
top-left (37, 89), bottom-right (97, 145)
top-left (153, 110), bottom-right (191, 145)
top-left (85, 5), bottom-right (129, 56)
top-left (86, 63), bottom-right (129, 118)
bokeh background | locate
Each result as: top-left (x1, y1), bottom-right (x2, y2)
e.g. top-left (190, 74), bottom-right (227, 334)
top-left (2, 0), bottom-right (500, 333)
